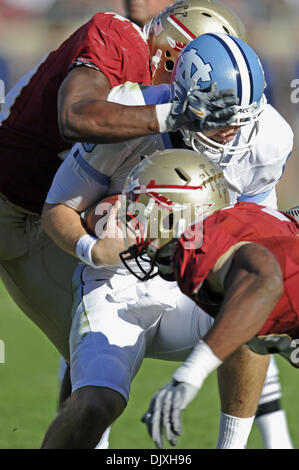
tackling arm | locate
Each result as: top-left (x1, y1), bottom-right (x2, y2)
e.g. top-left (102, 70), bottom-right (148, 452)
top-left (58, 67), bottom-right (238, 144)
top-left (141, 242), bottom-right (284, 448)
top-left (58, 67), bottom-right (159, 143)
top-left (203, 243), bottom-right (284, 360)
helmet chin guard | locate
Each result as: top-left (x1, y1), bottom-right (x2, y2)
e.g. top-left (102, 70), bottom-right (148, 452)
top-left (182, 102), bottom-right (266, 166)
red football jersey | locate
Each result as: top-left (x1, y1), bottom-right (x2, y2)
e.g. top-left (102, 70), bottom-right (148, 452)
top-left (0, 13), bottom-right (151, 214)
top-left (173, 202), bottom-right (299, 339)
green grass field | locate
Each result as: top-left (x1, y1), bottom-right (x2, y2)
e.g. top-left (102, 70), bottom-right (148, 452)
top-left (0, 281), bottom-right (298, 449)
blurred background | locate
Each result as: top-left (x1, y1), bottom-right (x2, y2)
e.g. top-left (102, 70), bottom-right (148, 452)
top-left (0, 0), bottom-right (298, 206)
top-left (0, 0), bottom-right (298, 449)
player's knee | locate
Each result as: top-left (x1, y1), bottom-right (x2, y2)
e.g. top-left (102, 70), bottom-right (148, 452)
top-left (73, 386), bottom-right (126, 430)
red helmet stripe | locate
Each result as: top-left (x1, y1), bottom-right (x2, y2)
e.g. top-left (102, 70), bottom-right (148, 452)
top-left (167, 14), bottom-right (197, 41)
top-left (146, 179), bottom-right (203, 191)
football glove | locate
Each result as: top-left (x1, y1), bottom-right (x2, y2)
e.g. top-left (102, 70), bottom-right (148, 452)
top-left (156, 81), bottom-right (239, 133)
top-left (141, 380), bottom-right (199, 449)
top-left (141, 340), bottom-right (222, 448)
top-left (247, 335), bottom-right (299, 369)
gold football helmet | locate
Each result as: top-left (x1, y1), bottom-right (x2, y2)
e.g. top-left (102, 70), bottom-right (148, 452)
top-left (120, 148), bottom-right (230, 280)
top-left (144, 0), bottom-right (247, 84)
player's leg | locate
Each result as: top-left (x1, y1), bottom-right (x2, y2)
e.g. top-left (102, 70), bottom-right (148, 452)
top-left (0, 251), bottom-right (75, 359)
top-left (95, 426), bottom-right (111, 449)
top-left (147, 292), bottom-right (201, 361)
top-left (216, 347), bottom-right (270, 449)
top-left (41, 386), bottom-right (125, 448)
top-left (255, 355), bottom-right (293, 449)
top-left (0, 195), bottom-right (77, 359)
top-left (0, 195), bottom-right (119, 448)
top-left (56, 357), bottom-right (112, 448)
top-left (42, 268), bottom-right (166, 448)
top-left (58, 358), bottom-right (71, 408)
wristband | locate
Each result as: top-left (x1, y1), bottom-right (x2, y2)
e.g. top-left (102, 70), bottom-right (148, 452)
top-left (172, 340), bottom-right (222, 389)
top-left (76, 234), bottom-right (99, 268)
top-left (155, 103), bottom-right (172, 133)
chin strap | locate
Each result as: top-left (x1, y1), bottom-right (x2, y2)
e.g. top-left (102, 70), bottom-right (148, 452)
top-left (119, 243), bottom-right (158, 281)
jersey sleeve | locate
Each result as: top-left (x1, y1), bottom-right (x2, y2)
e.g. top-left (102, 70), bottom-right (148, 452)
top-left (73, 16), bottom-right (122, 82)
top-left (70, 13), bottom-right (150, 88)
top-left (45, 151), bottom-right (109, 212)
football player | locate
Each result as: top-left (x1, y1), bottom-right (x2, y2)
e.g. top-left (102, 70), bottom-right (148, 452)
top-left (0, 0), bottom-right (246, 448)
top-left (41, 35), bottom-right (293, 448)
top-left (0, 0), bottom-right (239, 358)
top-left (117, 148), bottom-right (299, 449)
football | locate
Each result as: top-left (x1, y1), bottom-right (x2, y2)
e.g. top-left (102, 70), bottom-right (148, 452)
top-left (84, 194), bottom-right (122, 237)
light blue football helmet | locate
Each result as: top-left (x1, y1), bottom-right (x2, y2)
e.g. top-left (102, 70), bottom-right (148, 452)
top-left (172, 33), bottom-right (267, 165)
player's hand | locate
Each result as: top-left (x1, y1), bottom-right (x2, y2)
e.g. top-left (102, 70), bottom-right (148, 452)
top-left (141, 380), bottom-right (199, 449)
top-left (91, 201), bottom-right (136, 266)
top-left (156, 81), bottom-right (239, 133)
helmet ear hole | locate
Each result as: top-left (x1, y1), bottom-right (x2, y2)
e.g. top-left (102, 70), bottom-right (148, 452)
top-left (165, 60), bottom-right (175, 72)
top-left (165, 50), bottom-right (171, 58)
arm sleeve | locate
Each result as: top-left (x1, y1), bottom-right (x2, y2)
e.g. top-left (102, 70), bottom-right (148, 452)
top-left (72, 21), bottom-right (121, 84)
top-left (69, 13), bottom-right (149, 88)
top-left (45, 152), bottom-right (109, 213)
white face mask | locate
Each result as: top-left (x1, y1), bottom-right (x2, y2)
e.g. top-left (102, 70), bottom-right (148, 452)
top-left (182, 95), bottom-right (267, 167)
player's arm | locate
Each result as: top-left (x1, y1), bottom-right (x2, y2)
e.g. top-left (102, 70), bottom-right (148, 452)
top-left (58, 67), bottom-right (239, 144)
top-left (203, 242), bottom-right (284, 360)
top-left (58, 67), bottom-right (159, 143)
top-left (41, 154), bottom-right (130, 267)
top-left (42, 202), bottom-right (124, 266)
top-left (141, 242), bottom-right (284, 449)
top-left (42, 202), bottom-right (86, 258)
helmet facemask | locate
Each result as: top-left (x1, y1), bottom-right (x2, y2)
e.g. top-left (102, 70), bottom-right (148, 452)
top-left (182, 94), bottom-right (267, 166)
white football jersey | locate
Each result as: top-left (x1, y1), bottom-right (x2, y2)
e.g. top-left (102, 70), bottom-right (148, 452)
top-left (46, 83), bottom-right (167, 212)
top-left (46, 82), bottom-right (293, 276)
top-left (203, 103), bottom-right (293, 208)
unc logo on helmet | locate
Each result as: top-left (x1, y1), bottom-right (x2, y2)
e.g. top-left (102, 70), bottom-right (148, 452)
top-left (172, 33), bottom-right (267, 165)
top-left (173, 49), bottom-right (212, 101)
